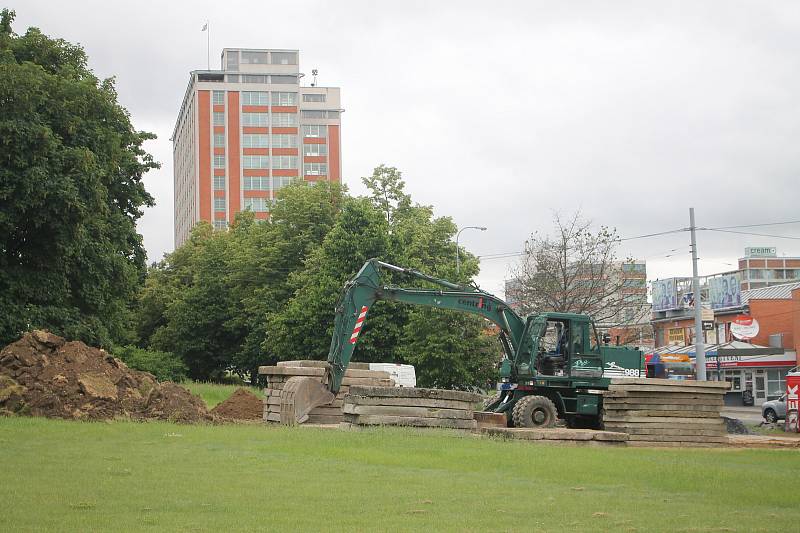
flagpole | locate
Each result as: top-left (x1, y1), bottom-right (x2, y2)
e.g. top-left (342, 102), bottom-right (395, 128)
top-left (206, 20), bottom-right (210, 70)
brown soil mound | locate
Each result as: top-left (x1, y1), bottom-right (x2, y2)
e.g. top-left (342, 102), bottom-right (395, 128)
top-left (0, 330), bottom-right (212, 423)
top-left (211, 388), bottom-right (264, 420)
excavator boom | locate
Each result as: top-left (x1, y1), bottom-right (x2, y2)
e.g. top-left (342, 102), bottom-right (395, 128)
top-left (280, 259), bottom-right (525, 424)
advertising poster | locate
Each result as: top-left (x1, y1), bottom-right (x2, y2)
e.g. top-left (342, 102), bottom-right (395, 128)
top-left (709, 274), bottom-right (741, 309)
top-left (652, 278), bottom-right (678, 311)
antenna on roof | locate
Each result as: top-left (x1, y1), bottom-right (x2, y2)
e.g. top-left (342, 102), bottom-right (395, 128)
top-left (311, 69), bottom-right (318, 87)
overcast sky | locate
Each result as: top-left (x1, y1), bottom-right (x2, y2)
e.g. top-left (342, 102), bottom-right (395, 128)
top-left (12, 1), bottom-right (800, 295)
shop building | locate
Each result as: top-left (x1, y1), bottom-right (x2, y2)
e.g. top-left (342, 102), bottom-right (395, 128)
top-left (649, 280), bottom-right (800, 404)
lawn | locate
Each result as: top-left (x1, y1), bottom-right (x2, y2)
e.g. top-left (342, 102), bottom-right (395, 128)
top-left (1, 417), bottom-right (799, 532)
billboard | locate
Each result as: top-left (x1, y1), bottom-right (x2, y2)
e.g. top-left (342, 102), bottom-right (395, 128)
top-left (652, 278), bottom-right (678, 311)
top-left (709, 274), bottom-right (741, 309)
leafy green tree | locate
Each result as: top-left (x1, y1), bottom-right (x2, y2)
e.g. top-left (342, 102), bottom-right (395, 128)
top-left (361, 164), bottom-right (410, 226)
top-left (0, 9), bottom-right (158, 346)
top-left (399, 309), bottom-right (498, 390)
top-left (267, 165), bottom-right (499, 388)
top-left (112, 345), bottom-right (188, 382)
top-left (265, 196), bottom-right (391, 361)
top-left (136, 182), bottom-right (343, 381)
top-left (227, 181), bottom-right (344, 381)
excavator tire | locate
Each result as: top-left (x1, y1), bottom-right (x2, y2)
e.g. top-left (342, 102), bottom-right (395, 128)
top-left (511, 395), bottom-right (558, 428)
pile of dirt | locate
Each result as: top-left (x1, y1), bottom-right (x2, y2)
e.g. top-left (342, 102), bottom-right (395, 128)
top-left (0, 330), bottom-right (212, 423)
top-left (211, 388), bottom-right (264, 421)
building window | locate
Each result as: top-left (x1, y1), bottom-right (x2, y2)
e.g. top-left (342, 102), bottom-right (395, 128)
top-left (302, 124), bottom-right (327, 138)
top-left (271, 113), bottom-right (298, 127)
top-left (271, 51), bottom-right (297, 65)
top-left (243, 176), bottom-right (270, 191)
top-left (302, 93), bottom-right (326, 103)
top-left (213, 155), bottom-right (226, 168)
top-left (213, 112), bottom-right (225, 125)
top-left (302, 110), bottom-right (340, 119)
top-left (213, 133), bottom-right (225, 147)
top-left (212, 91), bottom-right (225, 105)
top-left (304, 162), bottom-right (328, 175)
top-left (622, 278), bottom-right (646, 288)
top-left (243, 134), bottom-right (269, 148)
top-left (622, 263), bottom-right (646, 273)
top-left (226, 74), bottom-right (239, 83)
top-left (214, 197), bottom-right (226, 212)
top-left (273, 156), bottom-right (298, 169)
top-left (242, 91), bottom-right (269, 106)
top-left (273, 176), bottom-right (294, 190)
top-left (241, 51), bottom-right (268, 64)
top-left (213, 175), bottom-right (226, 190)
top-left (226, 51), bottom-right (239, 71)
top-left (271, 92), bottom-right (297, 106)
top-left (242, 74), bottom-right (268, 84)
top-left (301, 110), bottom-right (325, 119)
top-left (243, 155), bottom-right (270, 169)
top-left (242, 112), bottom-right (269, 127)
top-left (270, 75), bottom-right (297, 84)
top-left (303, 143), bottom-right (328, 156)
top-left (271, 134), bottom-right (298, 148)
top-left (767, 369), bottom-right (787, 398)
top-left (213, 220), bottom-right (228, 230)
top-left (749, 269), bottom-right (764, 279)
top-left (244, 197), bottom-right (268, 212)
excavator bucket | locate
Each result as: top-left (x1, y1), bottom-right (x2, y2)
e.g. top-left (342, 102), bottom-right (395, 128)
top-left (280, 376), bottom-right (335, 425)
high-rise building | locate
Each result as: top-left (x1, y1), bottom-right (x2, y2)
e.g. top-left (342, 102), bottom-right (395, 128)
top-left (171, 48), bottom-right (342, 246)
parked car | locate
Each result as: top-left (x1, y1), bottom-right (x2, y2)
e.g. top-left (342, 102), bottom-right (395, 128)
top-left (762, 395), bottom-right (787, 423)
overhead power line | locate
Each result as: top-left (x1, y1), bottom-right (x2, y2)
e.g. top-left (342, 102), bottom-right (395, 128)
top-left (702, 228), bottom-right (800, 240)
top-left (705, 219), bottom-right (800, 230)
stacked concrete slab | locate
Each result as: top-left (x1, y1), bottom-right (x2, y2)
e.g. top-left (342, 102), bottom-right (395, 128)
top-left (259, 362), bottom-right (393, 425)
top-left (342, 386), bottom-right (481, 431)
top-left (602, 378), bottom-right (730, 447)
top-left (482, 427), bottom-right (628, 447)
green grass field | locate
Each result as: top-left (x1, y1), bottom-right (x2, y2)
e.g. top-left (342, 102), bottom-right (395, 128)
top-left (2, 416), bottom-right (799, 532)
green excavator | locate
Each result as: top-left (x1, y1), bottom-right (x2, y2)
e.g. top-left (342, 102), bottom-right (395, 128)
top-left (280, 259), bottom-right (644, 428)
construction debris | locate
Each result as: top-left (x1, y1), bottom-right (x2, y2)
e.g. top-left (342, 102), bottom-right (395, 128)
top-left (259, 364), bottom-right (393, 424)
top-left (482, 427), bottom-right (628, 446)
top-left (210, 388), bottom-right (264, 421)
top-left (602, 378), bottom-right (729, 447)
top-left (341, 386), bottom-right (481, 431)
top-left (0, 331), bottom-right (212, 423)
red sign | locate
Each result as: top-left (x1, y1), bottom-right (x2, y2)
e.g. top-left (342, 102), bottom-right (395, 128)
top-left (730, 315), bottom-right (759, 340)
top-left (786, 372), bottom-right (800, 433)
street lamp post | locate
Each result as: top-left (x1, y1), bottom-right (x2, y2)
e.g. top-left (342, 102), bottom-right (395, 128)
top-left (455, 226), bottom-right (487, 275)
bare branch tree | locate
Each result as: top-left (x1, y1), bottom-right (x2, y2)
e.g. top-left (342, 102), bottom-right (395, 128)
top-left (509, 212), bottom-right (650, 333)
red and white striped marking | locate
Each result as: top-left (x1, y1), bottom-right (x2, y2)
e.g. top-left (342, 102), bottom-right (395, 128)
top-left (349, 306), bottom-right (369, 344)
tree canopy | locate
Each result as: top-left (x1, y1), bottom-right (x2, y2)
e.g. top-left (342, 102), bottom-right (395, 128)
top-left (140, 170), bottom-right (499, 389)
top-left (509, 211), bottom-right (647, 329)
top-left (0, 9), bottom-right (158, 346)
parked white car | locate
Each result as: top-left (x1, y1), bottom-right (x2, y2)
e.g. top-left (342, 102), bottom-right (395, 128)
top-left (762, 395), bottom-right (787, 423)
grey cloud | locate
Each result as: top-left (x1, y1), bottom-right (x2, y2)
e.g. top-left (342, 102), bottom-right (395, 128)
top-left (11, 0), bottom-right (800, 293)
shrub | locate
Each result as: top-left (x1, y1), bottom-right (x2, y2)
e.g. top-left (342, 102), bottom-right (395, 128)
top-left (112, 346), bottom-right (188, 382)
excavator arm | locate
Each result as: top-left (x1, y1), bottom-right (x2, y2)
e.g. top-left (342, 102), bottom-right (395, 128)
top-left (280, 259), bottom-right (526, 424)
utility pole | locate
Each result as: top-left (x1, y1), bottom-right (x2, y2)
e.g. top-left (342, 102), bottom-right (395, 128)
top-left (690, 207), bottom-right (706, 380)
